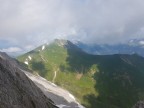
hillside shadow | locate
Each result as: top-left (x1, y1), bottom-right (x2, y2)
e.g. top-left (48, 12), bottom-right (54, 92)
top-left (64, 46), bottom-right (144, 108)
top-left (83, 62), bottom-right (143, 108)
top-left (31, 60), bottom-right (48, 77)
top-left (63, 44), bottom-right (94, 73)
top-left (89, 55), bottom-right (144, 108)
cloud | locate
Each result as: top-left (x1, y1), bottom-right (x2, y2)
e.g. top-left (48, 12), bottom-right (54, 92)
top-left (24, 45), bottom-right (35, 51)
top-left (0, 0), bottom-right (144, 49)
top-left (0, 47), bottom-right (22, 53)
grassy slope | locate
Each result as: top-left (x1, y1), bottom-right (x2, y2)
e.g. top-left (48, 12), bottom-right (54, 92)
top-left (17, 40), bottom-right (144, 108)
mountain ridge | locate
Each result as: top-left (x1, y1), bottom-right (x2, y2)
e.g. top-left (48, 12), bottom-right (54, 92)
top-left (17, 39), bottom-right (144, 108)
top-left (76, 38), bottom-right (144, 57)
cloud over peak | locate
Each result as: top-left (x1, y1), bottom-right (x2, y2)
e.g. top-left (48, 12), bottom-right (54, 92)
top-left (0, 0), bottom-right (144, 49)
top-left (0, 47), bottom-right (22, 53)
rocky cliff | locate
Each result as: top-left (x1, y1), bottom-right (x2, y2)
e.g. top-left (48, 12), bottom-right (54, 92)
top-left (0, 52), bottom-right (57, 108)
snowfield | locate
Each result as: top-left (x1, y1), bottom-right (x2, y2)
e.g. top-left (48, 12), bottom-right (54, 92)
top-left (21, 69), bottom-right (85, 108)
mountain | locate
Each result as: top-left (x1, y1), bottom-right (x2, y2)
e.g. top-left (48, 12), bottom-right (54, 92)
top-left (18, 39), bottom-right (144, 108)
top-left (0, 52), bottom-right (57, 108)
top-left (0, 51), bottom-right (83, 108)
top-left (75, 38), bottom-right (144, 57)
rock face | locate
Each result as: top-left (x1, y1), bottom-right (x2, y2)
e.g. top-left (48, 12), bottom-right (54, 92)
top-left (0, 52), bottom-right (57, 108)
top-left (132, 101), bottom-right (144, 108)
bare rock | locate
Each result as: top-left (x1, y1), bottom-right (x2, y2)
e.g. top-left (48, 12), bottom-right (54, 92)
top-left (0, 52), bottom-right (57, 108)
top-left (132, 101), bottom-right (144, 108)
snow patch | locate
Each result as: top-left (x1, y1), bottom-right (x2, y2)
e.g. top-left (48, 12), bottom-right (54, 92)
top-left (28, 56), bottom-right (32, 60)
top-left (42, 45), bottom-right (45, 50)
top-left (51, 83), bottom-right (57, 87)
top-left (24, 61), bottom-right (28, 65)
top-left (68, 93), bottom-right (75, 100)
top-left (56, 104), bottom-right (70, 108)
top-left (40, 76), bottom-right (47, 81)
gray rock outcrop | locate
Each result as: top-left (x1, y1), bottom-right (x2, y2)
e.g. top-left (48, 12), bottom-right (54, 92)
top-left (0, 52), bottom-right (57, 108)
top-left (132, 101), bottom-right (144, 108)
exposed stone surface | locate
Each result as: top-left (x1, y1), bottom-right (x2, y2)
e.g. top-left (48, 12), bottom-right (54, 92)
top-left (132, 101), bottom-right (144, 108)
top-left (0, 52), bottom-right (57, 108)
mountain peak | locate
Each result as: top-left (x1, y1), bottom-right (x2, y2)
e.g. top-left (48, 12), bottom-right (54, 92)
top-left (54, 39), bottom-right (69, 46)
top-left (18, 40), bottom-right (144, 108)
top-left (53, 39), bottom-right (84, 52)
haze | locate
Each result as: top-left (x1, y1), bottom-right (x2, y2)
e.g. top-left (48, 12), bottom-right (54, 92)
top-left (0, 0), bottom-right (144, 54)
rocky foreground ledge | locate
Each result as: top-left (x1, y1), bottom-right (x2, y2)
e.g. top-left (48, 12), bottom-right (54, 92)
top-left (0, 52), bottom-right (57, 108)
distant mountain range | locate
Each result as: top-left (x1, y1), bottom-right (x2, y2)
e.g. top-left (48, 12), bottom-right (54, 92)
top-left (75, 38), bottom-right (144, 57)
top-left (18, 39), bottom-right (144, 108)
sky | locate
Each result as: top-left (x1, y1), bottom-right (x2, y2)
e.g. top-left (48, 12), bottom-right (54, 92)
top-left (0, 0), bottom-right (144, 55)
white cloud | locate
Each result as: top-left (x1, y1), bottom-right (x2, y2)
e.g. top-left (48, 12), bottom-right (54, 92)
top-left (0, 47), bottom-right (22, 53)
top-left (0, 0), bottom-right (144, 48)
top-left (24, 45), bottom-right (35, 51)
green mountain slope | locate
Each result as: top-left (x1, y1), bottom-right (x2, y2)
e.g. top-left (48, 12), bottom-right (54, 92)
top-left (17, 39), bottom-right (144, 108)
